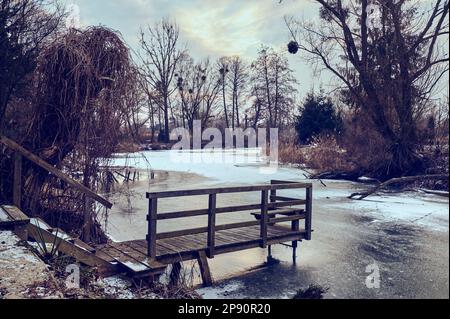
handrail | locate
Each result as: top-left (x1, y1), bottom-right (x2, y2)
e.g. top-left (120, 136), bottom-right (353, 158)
top-left (146, 180), bottom-right (313, 259)
top-left (146, 182), bottom-right (311, 199)
top-left (0, 135), bottom-right (113, 209)
top-left (157, 200), bottom-right (306, 220)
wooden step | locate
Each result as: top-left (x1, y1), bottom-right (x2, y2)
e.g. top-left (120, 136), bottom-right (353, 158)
top-left (0, 205), bottom-right (29, 226)
top-left (97, 243), bottom-right (166, 277)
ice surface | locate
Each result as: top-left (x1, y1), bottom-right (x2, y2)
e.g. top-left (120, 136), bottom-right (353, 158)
top-left (110, 149), bottom-right (449, 232)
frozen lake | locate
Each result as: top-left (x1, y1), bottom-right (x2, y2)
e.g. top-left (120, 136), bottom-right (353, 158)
top-left (103, 149), bottom-right (449, 299)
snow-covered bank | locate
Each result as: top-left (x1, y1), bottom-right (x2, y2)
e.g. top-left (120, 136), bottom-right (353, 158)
top-left (0, 231), bottom-right (57, 299)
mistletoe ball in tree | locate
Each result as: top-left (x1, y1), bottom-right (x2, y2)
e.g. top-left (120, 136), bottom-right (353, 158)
top-left (287, 40), bottom-right (299, 54)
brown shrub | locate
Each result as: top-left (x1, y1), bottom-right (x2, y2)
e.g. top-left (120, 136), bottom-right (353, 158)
top-left (278, 141), bottom-right (306, 164)
top-left (305, 135), bottom-right (356, 172)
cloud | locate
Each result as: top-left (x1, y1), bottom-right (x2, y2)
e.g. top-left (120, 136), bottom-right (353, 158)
top-left (175, 0), bottom-right (311, 59)
top-left (64, 0), bottom-right (318, 94)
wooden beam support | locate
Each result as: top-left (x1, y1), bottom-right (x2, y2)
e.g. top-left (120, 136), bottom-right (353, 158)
top-left (197, 250), bottom-right (213, 287)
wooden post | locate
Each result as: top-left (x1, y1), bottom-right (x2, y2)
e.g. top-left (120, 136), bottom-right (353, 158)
top-left (207, 193), bottom-right (216, 258)
top-left (83, 195), bottom-right (91, 242)
top-left (305, 186), bottom-right (312, 240)
top-left (13, 153), bottom-right (22, 209)
top-left (147, 198), bottom-right (158, 258)
top-left (269, 188), bottom-right (277, 208)
top-left (197, 250), bottom-right (213, 286)
top-left (291, 216), bottom-right (299, 263)
top-left (260, 190), bottom-right (268, 248)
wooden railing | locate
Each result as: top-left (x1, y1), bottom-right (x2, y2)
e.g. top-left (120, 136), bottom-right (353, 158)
top-left (145, 180), bottom-right (313, 259)
top-left (0, 135), bottom-right (113, 241)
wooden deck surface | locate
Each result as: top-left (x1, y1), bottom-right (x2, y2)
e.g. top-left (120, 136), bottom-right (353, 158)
top-left (96, 224), bottom-right (306, 275)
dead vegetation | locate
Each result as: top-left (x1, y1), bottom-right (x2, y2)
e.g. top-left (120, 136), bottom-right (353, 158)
top-left (292, 284), bottom-right (329, 299)
top-left (1, 26), bottom-right (136, 243)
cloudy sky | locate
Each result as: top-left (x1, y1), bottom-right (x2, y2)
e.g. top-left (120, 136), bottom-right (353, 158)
top-left (63, 0), bottom-right (449, 101)
top-left (64, 0), bottom-right (324, 98)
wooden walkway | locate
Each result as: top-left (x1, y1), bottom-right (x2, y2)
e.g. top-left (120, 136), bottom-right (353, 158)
top-left (96, 180), bottom-right (313, 284)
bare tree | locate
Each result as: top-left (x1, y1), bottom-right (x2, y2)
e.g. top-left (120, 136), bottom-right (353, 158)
top-left (228, 56), bottom-right (249, 128)
top-left (286, 0), bottom-right (449, 177)
top-left (250, 46), bottom-right (298, 128)
top-left (176, 56), bottom-right (221, 131)
top-left (139, 19), bottom-right (185, 143)
top-left (217, 57), bottom-right (230, 127)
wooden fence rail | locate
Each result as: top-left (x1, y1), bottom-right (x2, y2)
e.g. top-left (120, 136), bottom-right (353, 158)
top-left (145, 180), bottom-right (313, 259)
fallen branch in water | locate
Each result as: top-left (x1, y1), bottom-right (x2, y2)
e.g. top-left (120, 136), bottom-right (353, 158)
top-left (348, 174), bottom-right (449, 200)
top-left (419, 188), bottom-right (449, 198)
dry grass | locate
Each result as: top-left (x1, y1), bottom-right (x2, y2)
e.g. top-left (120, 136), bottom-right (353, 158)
top-left (278, 141), bottom-right (307, 164)
top-left (278, 135), bottom-right (356, 174)
top-left (305, 135), bottom-right (356, 172)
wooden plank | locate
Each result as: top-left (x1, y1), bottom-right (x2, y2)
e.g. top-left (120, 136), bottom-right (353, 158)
top-left (27, 221), bottom-right (117, 275)
top-left (99, 244), bottom-right (154, 274)
top-left (146, 198), bottom-right (158, 258)
top-left (169, 236), bottom-right (204, 252)
top-left (0, 207), bottom-right (11, 224)
top-left (270, 179), bottom-right (299, 184)
top-left (157, 204), bottom-right (260, 220)
top-left (157, 226), bottom-right (207, 240)
top-left (197, 250), bottom-right (212, 286)
top-left (157, 240), bottom-right (185, 255)
top-left (217, 220), bottom-right (260, 231)
top-left (1, 205), bottom-right (29, 222)
top-left (270, 196), bottom-right (302, 202)
top-left (110, 242), bottom-right (166, 271)
top-left (157, 201), bottom-right (304, 220)
top-left (269, 213), bottom-right (307, 224)
top-left (207, 194), bottom-right (216, 258)
top-left (72, 238), bottom-right (96, 253)
top-left (252, 208), bottom-right (304, 219)
top-left (13, 153), bottom-right (22, 208)
top-left (156, 220), bottom-right (262, 240)
top-left (221, 228), bottom-right (258, 243)
top-left (94, 248), bottom-right (116, 263)
top-left (147, 182), bottom-right (312, 199)
top-left (214, 240), bottom-right (261, 255)
top-left (158, 199), bottom-right (306, 220)
top-left (0, 135), bottom-right (112, 209)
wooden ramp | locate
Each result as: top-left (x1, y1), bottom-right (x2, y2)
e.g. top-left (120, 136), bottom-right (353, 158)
top-left (96, 180), bottom-right (313, 285)
top-left (0, 205), bottom-right (30, 240)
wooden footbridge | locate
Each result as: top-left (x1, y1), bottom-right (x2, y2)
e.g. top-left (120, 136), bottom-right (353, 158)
top-left (1, 135), bottom-right (313, 286)
top-left (95, 180), bottom-right (313, 285)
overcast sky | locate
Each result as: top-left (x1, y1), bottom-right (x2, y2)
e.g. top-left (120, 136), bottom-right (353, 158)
top-left (64, 0), bottom-right (326, 99)
top-left (64, 0), bottom-right (448, 102)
